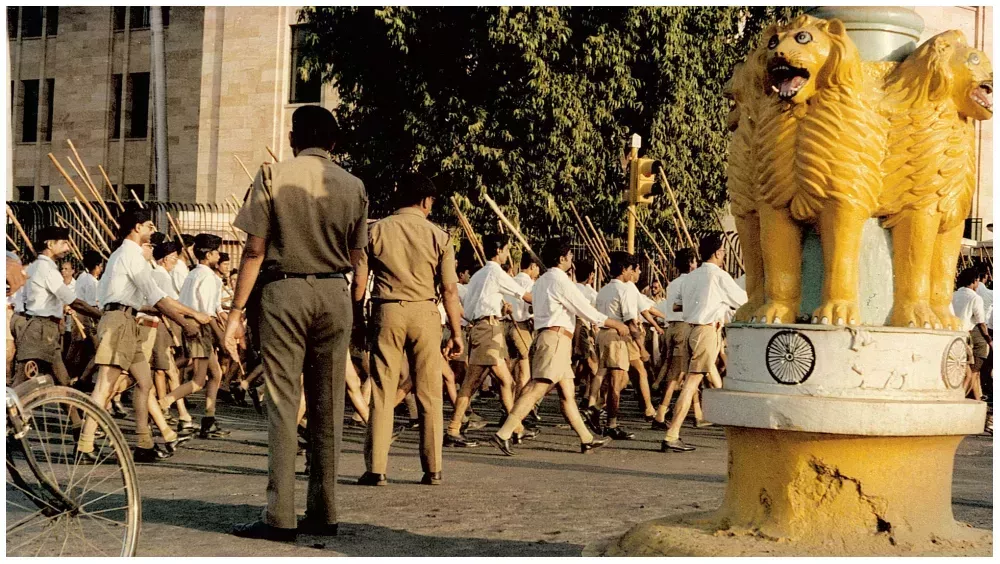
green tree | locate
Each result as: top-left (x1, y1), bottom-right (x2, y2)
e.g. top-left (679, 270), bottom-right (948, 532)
top-left (298, 6), bottom-right (803, 252)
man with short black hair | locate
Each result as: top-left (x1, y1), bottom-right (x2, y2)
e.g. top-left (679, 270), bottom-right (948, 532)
top-left (954, 266), bottom-right (990, 401)
top-left (652, 247), bottom-right (698, 429)
top-left (490, 237), bottom-right (627, 455)
top-left (505, 253), bottom-right (540, 397)
top-left (660, 233), bottom-right (746, 453)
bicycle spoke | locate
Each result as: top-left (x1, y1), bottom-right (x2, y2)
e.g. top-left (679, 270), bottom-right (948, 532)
top-left (72, 438), bottom-right (117, 500)
top-left (5, 506), bottom-right (49, 534)
top-left (5, 470), bottom-right (62, 514)
top-left (65, 515), bottom-right (111, 557)
top-left (80, 511), bottom-right (128, 546)
top-left (80, 504), bottom-right (130, 518)
top-left (7, 515), bottom-right (59, 555)
top-left (58, 514), bottom-right (73, 557)
top-left (74, 465), bottom-right (123, 505)
top-left (77, 484), bottom-right (128, 511)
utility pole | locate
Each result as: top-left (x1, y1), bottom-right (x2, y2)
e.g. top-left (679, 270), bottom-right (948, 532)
top-left (626, 133), bottom-right (640, 254)
top-left (151, 7), bottom-right (169, 203)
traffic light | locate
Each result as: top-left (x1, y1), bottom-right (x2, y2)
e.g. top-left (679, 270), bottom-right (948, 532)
top-left (629, 157), bottom-right (664, 205)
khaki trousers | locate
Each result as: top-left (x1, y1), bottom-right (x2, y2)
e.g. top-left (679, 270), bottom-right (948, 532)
top-left (259, 277), bottom-right (350, 529)
top-left (365, 300), bottom-right (443, 474)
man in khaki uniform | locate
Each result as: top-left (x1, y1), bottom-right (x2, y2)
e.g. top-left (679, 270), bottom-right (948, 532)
top-left (355, 172), bottom-right (464, 487)
top-left (226, 105), bottom-right (368, 542)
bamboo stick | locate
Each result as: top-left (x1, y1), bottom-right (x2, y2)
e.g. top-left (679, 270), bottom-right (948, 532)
top-left (65, 236), bottom-right (84, 262)
top-left (568, 201), bottom-right (609, 269)
top-left (68, 310), bottom-right (87, 339)
top-left (66, 155), bottom-right (119, 229)
top-left (55, 212), bottom-right (108, 259)
top-left (129, 188), bottom-right (146, 209)
top-left (166, 212), bottom-right (198, 268)
top-left (6, 206), bottom-right (36, 255)
top-left (628, 207), bottom-right (672, 263)
top-left (66, 140), bottom-right (118, 227)
top-left (266, 146), bottom-right (279, 162)
top-left (66, 140), bottom-right (100, 202)
top-left (585, 216), bottom-right (612, 260)
top-left (450, 195), bottom-right (486, 266)
top-left (572, 222), bottom-right (607, 277)
top-left (48, 153), bottom-right (116, 240)
top-left (480, 190), bottom-right (542, 265)
top-left (6, 233), bottom-right (20, 253)
top-left (98, 165), bottom-right (126, 212)
top-left (74, 199), bottom-right (112, 254)
top-left (658, 170), bottom-right (696, 249)
top-left (234, 154), bottom-right (254, 183)
top-left (713, 210), bottom-right (745, 272)
top-left (656, 228), bottom-right (675, 257)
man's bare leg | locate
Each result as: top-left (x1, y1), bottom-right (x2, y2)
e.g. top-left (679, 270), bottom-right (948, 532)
top-left (78, 365), bottom-right (122, 454)
top-left (446, 364), bottom-right (489, 436)
top-left (629, 359), bottom-right (656, 418)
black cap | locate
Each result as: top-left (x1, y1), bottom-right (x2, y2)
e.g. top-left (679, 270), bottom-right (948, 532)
top-left (35, 226), bottom-right (70, 246)
top-left (193, 233), bottom-right (222, 253)
top-left (180, 234), bottom-right (197, 247)
top-left (149, 232), bottom-right (167, 246)
top-left (153, 241), bottom-right (179, 261)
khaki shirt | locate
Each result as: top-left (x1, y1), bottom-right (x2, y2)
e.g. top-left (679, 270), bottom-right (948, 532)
top-left (235, 148), bottom-right (368, 274)
top-left (362, 208), bottom-right (458, 302)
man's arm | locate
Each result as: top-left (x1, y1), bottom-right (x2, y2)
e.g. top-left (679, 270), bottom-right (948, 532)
top-left (721, 271), bottom-right (749, 309)
top-left (441, 282), bottom-right (465, 358)
top-left (69, 299), bottom-right (102, 320)
top-left (977, 322), bottom-right (992, 346)
top-left (6, 257), bottom-right (26, 295)
top-left (222, 234), bottom-right (266, 359)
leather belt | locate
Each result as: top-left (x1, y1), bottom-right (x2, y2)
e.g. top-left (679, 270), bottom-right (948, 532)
top-left (542, 326), bottom-right (573, 340)
top-left (267, 272), bottom-right (347, 282)
top-left (137, 317), bottom-right (160, 329)
top-left (472, 316), bottom-right (499, 324)
top-left (104, 303), bottom-right (136, 316)
top-left (24, 313), bottom-right (62, 323)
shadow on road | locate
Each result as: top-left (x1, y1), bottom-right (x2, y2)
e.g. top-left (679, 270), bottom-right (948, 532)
top-left (139, 498), bottom-right (583, 556)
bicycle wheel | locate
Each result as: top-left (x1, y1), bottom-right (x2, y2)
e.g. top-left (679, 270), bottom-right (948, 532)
top-left (6, 385), bottom-right (141, 556)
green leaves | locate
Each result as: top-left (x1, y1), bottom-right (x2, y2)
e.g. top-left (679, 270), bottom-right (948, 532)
top-left (298, 6), bottom-right (802, 247)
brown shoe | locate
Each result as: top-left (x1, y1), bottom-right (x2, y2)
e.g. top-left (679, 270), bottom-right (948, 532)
top-left (420, 472), bottom-right (442, 486)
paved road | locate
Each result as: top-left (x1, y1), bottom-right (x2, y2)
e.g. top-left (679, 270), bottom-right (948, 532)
top-left (123, 393), bottom-right (992, 557)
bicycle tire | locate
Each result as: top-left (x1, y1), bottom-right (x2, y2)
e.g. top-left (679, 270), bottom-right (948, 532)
top-left (6, 385), bottom-right (141, 557)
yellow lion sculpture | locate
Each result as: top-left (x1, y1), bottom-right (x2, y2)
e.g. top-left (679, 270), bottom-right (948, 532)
top-left (877, 30), bottom-right (993, 330)
top-left (748, 14), bottom-right (886, 325)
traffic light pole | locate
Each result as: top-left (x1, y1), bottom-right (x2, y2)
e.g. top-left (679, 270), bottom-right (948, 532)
top-left (626, 135), bottom-right (639, 254)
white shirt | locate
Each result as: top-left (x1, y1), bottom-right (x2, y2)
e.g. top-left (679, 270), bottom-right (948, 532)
top-left (532, 267), bottom-right (608, 332)
top-left (151, 264), bottom-right (180, 301)
top-left (98, 239), bottom-right (169, 311)
top-left (171, 259), bottom-right (190, 297)
top-left (9, 286), bottom-right (26, 313)
top-left (504, 271), bottom-right (534, 323)
top-left (76, 272), bottom-right (100, 307)
top-left (952, 286), bottom-right (986, 332)
top-left (464, 261), bottom-right (527, 320)
top-left (575, 282), bottom-right (598, 308)
top-left (976, 283), bottom-right (993, 330)
top-left (23, 255), bottom-right (76, 318)
top-left (659, 273), bottom-right (689, 323)
top-left (596, 279), bottom-right (641, 323)
top-left (678, 262), bottom-right (748, 325)
top-left (63, 278), bottom-right (77, 331)
top-left (180, 264), bottom-right (224, 317)
top-left (457, 282), bottom-right (470, 327)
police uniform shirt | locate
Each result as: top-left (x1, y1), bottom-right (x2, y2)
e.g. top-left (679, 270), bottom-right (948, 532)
top-left (595, 279), bottom-right (641, 324)
top-left (463, 261), bottom-right (526, 320)
top-left (179, 264), bottom-right (223, 317)
top-left (23, 255), bottom-right (76, 318)
top-left (235, 148), bottom-right (368, 274)
top-left (98, 239), bottom-right (169, 311)
top-left (362, 208), bottom-right (456, 302)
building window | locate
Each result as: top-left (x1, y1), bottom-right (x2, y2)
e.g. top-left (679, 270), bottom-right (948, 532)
top-left (124, 184), bottom-right (146, 202)
top-left (127, 73), bottom-right (150, 139)
top-left (113, 7), bottom-right (126, 31)
top-left (7, 8), bottom-right (18, 39)
top-left (16, 186), bottom-right (34, 201)
top-left (44, 78), bottom-right (54, 142)
top-left (288, 25), bottom-right (321, 104)
top-left (40, 186), bottom-right (50, 201)
top-left (21, 79), bottom-right (39, 143)
top-left (114, 7), bottom-right (169, 31)
top-left (45, 7), bottom-right (58, 36)
top-left (19, 7), bottom-right (42, 38)
top-left (110, 74), bottom-right (122, 139)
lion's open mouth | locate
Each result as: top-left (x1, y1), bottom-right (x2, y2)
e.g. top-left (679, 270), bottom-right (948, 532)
top-left (768, 60), bottom-right (810, 100)
top-left (971, 81), bottom-right (993, 112)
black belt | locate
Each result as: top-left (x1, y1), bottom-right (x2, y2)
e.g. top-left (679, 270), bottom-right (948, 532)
top-left (472, 316), bottom-right (499, 324)
top-left (104, 303), bottom-right (136, 316)
top-left (24, 314), bottom-right (62, 323)
top-left (265, 272), bottom-right (347, 283)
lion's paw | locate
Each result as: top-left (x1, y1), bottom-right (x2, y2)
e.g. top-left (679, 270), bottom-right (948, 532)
top-left (812, 300), bottom-right (861, 326)
top-left (889, 301), bottom-right (942, 329)
top-left (752, 301), bottom-right (798, 324)
top-left (733, 300), bottom-right (764, 323)
top-left (931, 306), bottom-right (961, 331)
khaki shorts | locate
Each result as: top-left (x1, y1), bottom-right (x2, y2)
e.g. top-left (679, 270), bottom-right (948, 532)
top-left (94, 310), bottom-right (144, 370)
top-left (971, 329), bottom-right (990, 359)
top-left (530, 329), bottom-right (574, 384)
top-left (597, 328), bottom-right (630, 370)
top-left (664, 321), bottom-right (692, 379)
top-left (688, 323), bottom-right (722, 374)
top-left (149, 322), bottom-right (174, 371)
top-left (468, 318), bottom-right (508, 366)
top-left (15, 316), bottom-right (63, 364)
top-left (507, 320), bottom-right (533, 359)
top-left (185, 323), bottom-right (215, 360)
top-left (137, 321), bottom-right (158, 364)
top-left (573, 318), bottom-right (597, 361)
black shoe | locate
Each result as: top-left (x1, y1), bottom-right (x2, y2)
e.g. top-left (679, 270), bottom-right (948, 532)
top-left (217, 389), bottom-right (235, 405)
top-left (489, 434), bottom-right (515, 456)
top-left (357, 472), bottom-right (387, 486)
top-left (527, 407), bottom-right (542, 423)
top-left (76, 449), bottom-right (99, 464)
top-left (133, 445), bottom-right (172, 463)
top-left (585, 406), bottom-right (603, 431)
top-left (297, 517), bottom-right (337, 536)
top-left (463, 417), bottom-right (488, 432)
top-left (347, 417), bottom-right (367, 429)
top-left (200, 418), bottom-right (231, 439)
top-left (177, 419), bottom-right (198, 436)
top-left (111, 399), bottom-right (128, 419)
top-left (661, 439), bottom-right (695, 452)
top-left (420, 472), bottom-right (442, 486)
top-left (232, 520), bottom-right (297, 542)
top-left (297, 424), bottom-right (310, 449)
top-left (581, 437), bottom-right (610, 453)
top-left (250, 387), bottom-right (263, 414)
top-left (644, 413), bottom-right (656, 423)
top-left (651, 419), bottom-right (669, 431)
top-left (444, 433), bottom-right (478, 448)
top-left (512, 427), bottom-right (540, 444)
top-left (603, 426), bottom-right (635, 440)
top-left (164, 434), bottom-right (193, 454)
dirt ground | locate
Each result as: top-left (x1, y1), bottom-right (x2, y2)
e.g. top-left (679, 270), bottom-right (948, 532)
top-left (118, 393), bottom-right (992, 557)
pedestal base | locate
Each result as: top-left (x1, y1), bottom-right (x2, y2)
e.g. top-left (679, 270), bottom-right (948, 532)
top-left (587, 427), bottom-right (992, 556)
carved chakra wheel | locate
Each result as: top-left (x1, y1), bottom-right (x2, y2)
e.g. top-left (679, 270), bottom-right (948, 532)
top-left (765, 330), bottom-right (816, 385)
top-left (941, 337), bottom-right (968, 389)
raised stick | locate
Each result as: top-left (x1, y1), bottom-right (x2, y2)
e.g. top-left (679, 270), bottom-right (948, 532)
top-left (6, 206), bottom-right (36, 255)
top-left (56, 212), bottom-right (108, 259)
top-left (568, 201), bottom-right (609, 269)
top-left (6, 233), bottom-right (20, 253)
top-left (74, 199), bottom-right (112, 254)
top-left (266, 146), bottom-right (279, 162)
top-left (450, 195), bottom-right (486, 266)
top-left (129, 188), bottom-right (146, 209)
top-left (713, 210), bottom-right (745, 272)
top-left (658, 170), bottom-right (696, 249)
top-left (65, 236), bottom-right (84, 262)
top-left (98, 165), bottom-right (126, 212)
top-left (66, 155), bottom-right (119, 229)
top-left (48, 153), bottom-right (116, 240)
top-left (166, 212), bottom-right (197, 268)
top-left (629, 207), bottom-right (672, 262)
top-left (66, 140), bottom-right (119, 227)
top-left (233, 155), bottom-right (254, 183)
top-left (656, 227), bottom-right (675, 257)
top-left (670, 213), bottom-right (684, 249)
top-left (481, 190), bottom-right (542, 265)
top-left (585, 216), bottom-right (612, 260)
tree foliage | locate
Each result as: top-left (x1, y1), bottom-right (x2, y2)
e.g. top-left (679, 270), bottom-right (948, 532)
top-left (298, 6), bottom-right (803, 250)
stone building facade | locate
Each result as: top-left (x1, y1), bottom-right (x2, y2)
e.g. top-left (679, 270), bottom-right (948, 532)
top-left (5, 6), bottom-right (994, 238)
